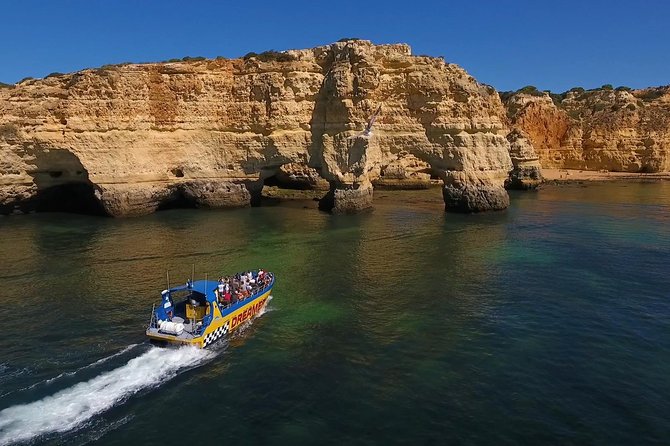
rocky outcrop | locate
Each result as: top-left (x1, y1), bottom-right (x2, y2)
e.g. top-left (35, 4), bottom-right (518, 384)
top-left (373, 152), bottom-right (432, 189)
top-left (0, 40), bottom-right (513, 216)
top-left (505, 130), bottom-right (543, 189)
top-left (503, 86), bottom-right (670, 173)
top-left (273, 163), bottom-right (330, 190)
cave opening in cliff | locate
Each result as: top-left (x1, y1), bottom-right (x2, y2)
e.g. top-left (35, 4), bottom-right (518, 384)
top-left (259, 172), bottom-right (327, 207)
top-left (262, 174), bottom-right (311, 190)
top-left (33, 182), bottom-right (106, 215)
top-left (157, 191), bottom-right (198, 211)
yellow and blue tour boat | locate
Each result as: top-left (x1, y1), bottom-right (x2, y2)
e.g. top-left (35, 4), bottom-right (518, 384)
top-left (146, 270), bottom-right (274, 348)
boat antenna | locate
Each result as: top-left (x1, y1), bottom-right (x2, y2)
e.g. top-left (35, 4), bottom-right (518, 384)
top-left (191, 264), bottom-right (195, 288)
top-left (166, 270), bottom-right (170, 291)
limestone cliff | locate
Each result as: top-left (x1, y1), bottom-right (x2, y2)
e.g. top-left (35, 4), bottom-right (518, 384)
top-left (503, 86), bottom-right (670, 173)
top-left (0, 40), bottom-right (513, 216)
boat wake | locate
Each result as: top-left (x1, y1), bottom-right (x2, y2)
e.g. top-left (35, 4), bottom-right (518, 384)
top-left (28, 344), bottom-right (141, 393)
top-left (0, 346), bottom-right (215, 446)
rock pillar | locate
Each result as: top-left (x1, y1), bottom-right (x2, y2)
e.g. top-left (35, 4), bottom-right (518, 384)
top-left (318, 181), bottom-right (374, 214)
top-left (441, 171), bottom-right (510, 213)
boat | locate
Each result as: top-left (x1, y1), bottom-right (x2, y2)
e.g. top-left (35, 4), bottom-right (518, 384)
top-left (146, 270), bottom-right (274, 348)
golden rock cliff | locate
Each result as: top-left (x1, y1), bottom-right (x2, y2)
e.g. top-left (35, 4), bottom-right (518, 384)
top-left (503, 87), bottom-right (670, 173)
top-left (0, 40), bottom-right (513, 216)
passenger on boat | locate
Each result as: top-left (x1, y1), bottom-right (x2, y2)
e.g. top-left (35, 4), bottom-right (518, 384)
top-left (217, 278), bottom-right (225, 299)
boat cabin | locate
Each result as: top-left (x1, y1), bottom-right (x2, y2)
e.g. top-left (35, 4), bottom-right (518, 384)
top-left (151, 279), bottom-right (220, 338)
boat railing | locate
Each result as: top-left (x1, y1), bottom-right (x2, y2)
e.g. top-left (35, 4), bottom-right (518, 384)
top-left (148, 303), bottom-right (157, 329)
top-left (215, 274), bottom-right (274, 311)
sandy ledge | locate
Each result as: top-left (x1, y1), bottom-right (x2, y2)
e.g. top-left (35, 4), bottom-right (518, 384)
top-left (542, 169), bottom-right (670, 183)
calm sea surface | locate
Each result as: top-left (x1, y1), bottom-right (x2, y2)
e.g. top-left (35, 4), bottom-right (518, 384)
top-left (0, 183), bottom-right (669, 445)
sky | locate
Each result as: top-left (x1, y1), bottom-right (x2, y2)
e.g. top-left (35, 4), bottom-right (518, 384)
top-left (1, 0), bottom-right (668, 92)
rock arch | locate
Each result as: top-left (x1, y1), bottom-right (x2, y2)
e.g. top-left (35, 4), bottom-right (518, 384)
top-left (0, 144), bottom-right (105, 215)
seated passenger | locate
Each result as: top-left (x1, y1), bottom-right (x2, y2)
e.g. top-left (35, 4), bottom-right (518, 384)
top-left (217, 280), bottom-right (225, 299)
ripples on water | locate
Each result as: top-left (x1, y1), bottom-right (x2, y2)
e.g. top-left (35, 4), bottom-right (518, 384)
top-left (0, 183), bottom-right (669, 445)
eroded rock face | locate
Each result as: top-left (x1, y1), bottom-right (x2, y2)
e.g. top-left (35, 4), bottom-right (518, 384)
top-left (505, 129), bottom-right (543, 189)
top-left (373, 152), bottom-right (432, 189)
top-left (503, 87), bottom-right (670, 172)
top-left (0, 40), bottom-right (513, 216)
top-left (274, 163), bottom-right (330, 190)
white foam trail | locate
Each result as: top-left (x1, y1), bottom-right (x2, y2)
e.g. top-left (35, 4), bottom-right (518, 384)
top-left (0, 346), bottom-right (214, 446)
top-left (259, 295), bottom-right (274, 315)
top-left (2, 344), bottom-right (141, 398)
top-left (83, 344), bottom-right (140, 370)
top-left (43, 344), bottom-right (140, 387)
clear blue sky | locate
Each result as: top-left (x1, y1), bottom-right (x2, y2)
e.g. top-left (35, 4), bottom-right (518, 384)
top-left (1, 0), bottom-right (668, 92)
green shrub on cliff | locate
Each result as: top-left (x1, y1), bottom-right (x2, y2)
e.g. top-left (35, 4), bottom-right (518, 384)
top-left (616, 86), bottom-right (632, 92)
top-left (518, 85), bottom-right (545, 97)
top-left (243, 50), bottom-right (295, 62)
top-left (637, 89), bottom-right (665, 102)
top-left (0, 123), bottom-right (19, 139)
top-left (337, 37), bottom-right (361, 42)
top-left (0, 81), bottom-right (14, 88)
top-left (547, 91), bottom-right (564, 106)
top-left (181, 56), bottom-right (206, 62)
top-left (601, 84), bottom-right (614, 90)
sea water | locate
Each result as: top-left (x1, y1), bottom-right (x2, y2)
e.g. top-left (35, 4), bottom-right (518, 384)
top-left (0, 183), bottom-right (669, 445)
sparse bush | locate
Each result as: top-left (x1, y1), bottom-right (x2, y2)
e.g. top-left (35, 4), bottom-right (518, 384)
top-left (181, 56), bottom-right (206, 62)
top-left (593, 103), bottom-right (607, 112)
top-left (601, 84), bottom-right (614, 90)
top-left (46, 72), bottom-right (64, 78)
top-left (243, 50), bottom-right (295, 62)
top-left (568, 87), bottom-right (585, 94)
top-left (637, 89), bottom-right (665, 102)
top-left (19, 77), bottom-right (34, 83)
top-left (0, 123), bottom-right (19, 139)
top-left (547, 91), bottom-right (564, 106)
top-left (616, 86), bottom-right (632, 92)
top-left (626, 103), bottom-right (636, 111)
top-left (337, 37), bottom-right (361, 42)
top-left (518, 85), bottom-right (544, 96)
top-left (567, 109), bottom-right (582, 119)
top-left (498, 91), bottom-right (514, 102)
top-left (0, 81), bottom-right (14, 88)
top-left (167, 58), bottom-right (181, 63)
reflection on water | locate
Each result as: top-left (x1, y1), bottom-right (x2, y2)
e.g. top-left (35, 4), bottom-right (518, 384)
top-left (0, 182), bottom-right (669, 445)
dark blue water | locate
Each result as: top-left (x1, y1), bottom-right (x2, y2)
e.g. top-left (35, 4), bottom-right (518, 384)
top-left (0, 183), bottom-right (669, 445)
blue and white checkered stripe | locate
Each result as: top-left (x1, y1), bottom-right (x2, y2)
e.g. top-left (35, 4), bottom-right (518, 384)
top-left (203, 321), bottom-right (230, 347)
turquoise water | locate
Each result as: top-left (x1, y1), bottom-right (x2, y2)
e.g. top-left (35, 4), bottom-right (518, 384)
top-left (0, 183), bottom-right (669, 445)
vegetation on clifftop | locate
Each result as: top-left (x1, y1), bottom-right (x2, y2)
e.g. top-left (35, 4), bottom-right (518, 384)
top-left (243, 50), bottom-right (296, 62)
top-left (500, 84), bottom-right (669, 109)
